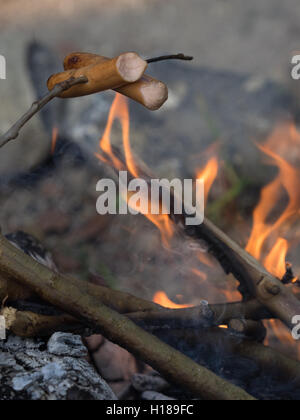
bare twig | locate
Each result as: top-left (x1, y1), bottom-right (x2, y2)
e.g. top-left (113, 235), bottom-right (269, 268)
top-left (146, 53), bottom-right (194, 64)
top-left (0, 76), bottom-right (88, 148)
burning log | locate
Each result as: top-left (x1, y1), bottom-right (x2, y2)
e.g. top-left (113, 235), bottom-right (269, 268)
top-left (0, 75), bottom-right (88, 148)
top-left (127, 299), bottom-right (273, 330)
top-left (0, 331), bottom-right (117, 401)
top-left (63, 52), bottom-right (168, 111)
top-left (142, 391), bottom-right (176, 401)
top-left (1, 238), bottom-right (298, 399)
top-left (228, 319), bottom-right (267, 342)
top-left (0, 233), bottom-right (255, 400)
top-left (47, 53), bottom-right (148, 98)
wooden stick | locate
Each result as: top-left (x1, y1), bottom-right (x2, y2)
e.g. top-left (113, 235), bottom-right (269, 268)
top-left (64, 52), bottom-right (168, 110)
top-left (0, 76), bottom-right (88, 148)
top-left (192, 218), bottom-right (300, 330)
top-left (63, 52), bottom-right (194, 69)
top-left (3, 274), bottom-right (273, 334)
top-left (228, 319), bottom-right (267, 342)
top-left (0, 233), bottom-right (255, 400)
top-left (47, 53), bottom-right (148, 98)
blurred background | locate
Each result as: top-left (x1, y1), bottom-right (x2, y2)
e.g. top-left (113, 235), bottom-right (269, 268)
top-left (0, 0), bottom-right (300, 359)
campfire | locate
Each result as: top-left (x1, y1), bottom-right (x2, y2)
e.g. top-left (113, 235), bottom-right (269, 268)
top-left (0, 45), bottom-right (300, 402)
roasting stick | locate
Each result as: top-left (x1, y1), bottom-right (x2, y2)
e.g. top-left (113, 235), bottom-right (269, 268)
top-left (0, 233), bottom-right (255, 400)
top-left (0, 76), bottom-right (88, 148)
top-left (0, 52), bottom-right (193, 148)
top-left (64, 52), bottom-right (168, 111)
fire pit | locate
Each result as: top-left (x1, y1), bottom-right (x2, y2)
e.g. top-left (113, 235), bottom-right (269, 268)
top-left (1, 22), bottom-right (300, 402)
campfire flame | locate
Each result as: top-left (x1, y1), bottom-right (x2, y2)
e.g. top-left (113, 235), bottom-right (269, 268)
top-left (96, 93), bottom-right (175, 247)
top-left (246, 121), bottom-right (300, 280)
top-left (153, 291), bottom-right (193, 308)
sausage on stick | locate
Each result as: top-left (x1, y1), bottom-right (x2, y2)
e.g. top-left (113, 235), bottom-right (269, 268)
top-left (63, 52), bottom-right (168, 110)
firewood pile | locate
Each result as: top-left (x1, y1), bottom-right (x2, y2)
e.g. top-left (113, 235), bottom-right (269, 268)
top-left (0, 45), bottom-right (300, 401)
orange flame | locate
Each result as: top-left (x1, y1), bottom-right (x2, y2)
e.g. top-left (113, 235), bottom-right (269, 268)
top-left (51, 127), bottom-right (59, 155)
top-left (97, 94), bottom-right (175, 247)
top-left (153, 291), bottom-right (193, 309)
top-left (264, 238), bottom-right (289, 279)
top-left (246, 122), bottom-right (300, 278)
top-left (243, 122), bottom-right (300, 358)
top-left (196, 157), bottom-right (219, 203)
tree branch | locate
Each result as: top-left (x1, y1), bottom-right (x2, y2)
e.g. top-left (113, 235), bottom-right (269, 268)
top-left (0, 52), bottom-right (193, 149)
top-left (146, 54), bottom-right (194, 64)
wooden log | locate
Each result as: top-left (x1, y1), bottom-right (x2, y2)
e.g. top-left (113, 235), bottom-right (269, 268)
top-left (63, 52), bottom-right (168, 110)
top-left (3, 296), bottom-right (273, 338)
top-left (47, 52), bottom-right (148, 98)
top-left (0, 233), bottom-right (255, 400)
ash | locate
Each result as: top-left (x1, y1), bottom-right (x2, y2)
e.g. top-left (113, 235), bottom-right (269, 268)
top-left (0, 332), bottom-right (116, 400)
